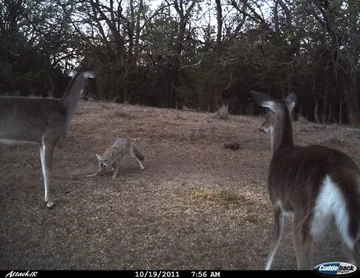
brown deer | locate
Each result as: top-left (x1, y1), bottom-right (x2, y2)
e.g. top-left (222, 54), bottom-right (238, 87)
top-left (0, 70), bottom-right (96, 208)
top-left (251, 90), bottom-right (360, 270)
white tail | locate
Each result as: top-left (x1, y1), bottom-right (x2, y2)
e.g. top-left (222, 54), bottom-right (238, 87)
top-left (251, 90), bottom-right (360, 270)
top-left (0, 69), bottom-right (96, 208)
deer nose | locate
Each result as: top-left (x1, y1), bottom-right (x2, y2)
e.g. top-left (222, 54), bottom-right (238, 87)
top-left (259, 127), bottom-right (266, 134)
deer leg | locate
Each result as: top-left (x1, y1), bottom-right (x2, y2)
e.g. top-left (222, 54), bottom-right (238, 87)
top-left (265, 204), bottom-right (285, 270)
top-left (40, 143), bottom-right (55, 208)
top-left (293, 217), bottom-right (313, 270)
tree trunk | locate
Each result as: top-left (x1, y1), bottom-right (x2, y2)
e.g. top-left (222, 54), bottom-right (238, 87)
top-left (344, 72), bottom-right (359, 125)
top-left (313, 97), bottom-right (320, 124)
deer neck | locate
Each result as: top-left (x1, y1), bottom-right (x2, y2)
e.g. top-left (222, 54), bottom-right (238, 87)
top-left (60, 74), bottom-right (85, 123)
top-left (270, 109), bottom-right (295, 155)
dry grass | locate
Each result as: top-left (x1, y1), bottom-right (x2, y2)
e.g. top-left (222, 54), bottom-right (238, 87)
top-left (1, 100), bottom-right (360, 270)
top-left (112, 110), bottom-right (132, 118)
top-left (190, 188), bottom-right (242, 208)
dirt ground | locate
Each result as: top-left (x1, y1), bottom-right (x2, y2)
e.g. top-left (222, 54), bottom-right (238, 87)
top-left (1, 100), bottom-right (360, 270)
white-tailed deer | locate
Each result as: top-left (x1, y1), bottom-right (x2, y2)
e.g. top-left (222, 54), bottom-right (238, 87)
top-left (0, 69), bottom-right (96, 208)
top-left (251, 90), bottom-right (360, 270)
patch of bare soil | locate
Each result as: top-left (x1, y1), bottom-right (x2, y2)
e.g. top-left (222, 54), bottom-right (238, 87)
top-left (1, 101), bottom-right (360, 270)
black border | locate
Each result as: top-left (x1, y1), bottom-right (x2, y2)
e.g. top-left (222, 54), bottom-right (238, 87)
top-left (3, 270), bottom-right (356, 278)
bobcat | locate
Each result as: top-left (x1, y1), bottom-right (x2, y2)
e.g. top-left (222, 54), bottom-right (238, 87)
top-left (87, 137), bottom-right (145, 179)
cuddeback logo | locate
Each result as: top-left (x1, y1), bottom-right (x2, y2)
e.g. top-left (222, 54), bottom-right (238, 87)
top-left (314, 262), bottom-right (359, 276)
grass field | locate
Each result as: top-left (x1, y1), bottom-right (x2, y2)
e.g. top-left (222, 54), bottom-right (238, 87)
top-left (1, 100), bottom-right (360, 270)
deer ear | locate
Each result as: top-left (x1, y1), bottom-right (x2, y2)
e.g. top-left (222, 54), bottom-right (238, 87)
top-left (250, 90), bottom-right (276, 112)
top-left (65, 69), bottom-right (78, 77)
top-left (84, 71), bottom-right (97, 79)
top-left (285, 92), bottom-right (297, 112)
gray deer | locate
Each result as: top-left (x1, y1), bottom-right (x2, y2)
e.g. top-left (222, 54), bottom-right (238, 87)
top-left (0, 70), bottom-right (96, 208)
top-left (251, 90), bottom-right (360, 270)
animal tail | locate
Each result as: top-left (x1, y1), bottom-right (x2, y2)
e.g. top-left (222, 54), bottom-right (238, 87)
top-left (338, 176), bottom-right (360, 262)
top-left (132, 143), bottom-right (144, 161)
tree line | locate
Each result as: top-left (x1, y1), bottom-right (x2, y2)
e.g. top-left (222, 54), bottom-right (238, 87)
top-left (1, 0), bottom-right (359, 124)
